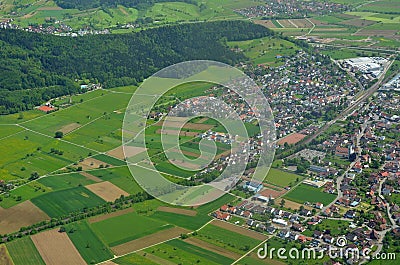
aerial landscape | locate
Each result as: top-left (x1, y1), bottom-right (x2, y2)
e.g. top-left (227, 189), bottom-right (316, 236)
top-left (0, 0), bottom-right (399, 264)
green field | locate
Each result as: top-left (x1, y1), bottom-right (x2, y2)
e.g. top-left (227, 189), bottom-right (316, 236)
top-left (283, 183), bottom-right (336, 205)
top-left (144, 194), bottom-right (234, 230)
top-left (92, 154), bottom-right (126, 166)
top-left (0, 129), bottom-right (90, 181)
top-left (90, 212), bottom-right (172, 247)
top-left (145, 239), bottom-right (233, 265)
top-left (88, 166), bottom-right (143, 194)
top-left (31, 186), bottom-right (105, 217)
top-left (0, 182), bottom-right (50, 208)
top-left (303, 219), bottom-right (350, 237)
top-left (149, 211), bottom-right (211, 230)
top-left (195, 224), bottom-right (263, 254)
top-left (23, 92), bottom-right (129, 137)
top-left (6, 237), bottom-right (45, 265)
top-left (1, 0), bottom-right (258, 30)
top-left (228, 36), bottom-right (298, 66)
top-left (38, 173), bottom-right (96, 191)
top-left (113, 253), bottom-right (159, 265)
top-left (264, 168), bottom-right (303, 187)
top-left (65, 221), bottom-right (113, 264)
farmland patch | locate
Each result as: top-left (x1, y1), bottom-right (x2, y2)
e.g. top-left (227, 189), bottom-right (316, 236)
top-left (0, 200), bottom-right (49, 235)
top-left (85, 181), bottom-right (129, 202)
top-left (111, 227), bottom-right (189, 256)
top-left (31, 228), bottom-right (86, 265)
top-left (6, 237), bottom-right (45, 265)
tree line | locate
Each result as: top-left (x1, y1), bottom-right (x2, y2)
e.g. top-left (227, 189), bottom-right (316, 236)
top-left (0, 21), bottom-right (273, 114)
top-left (54, 0), bottom-right (197, 10)
top-left (0, 192), bottom-right (151, 243)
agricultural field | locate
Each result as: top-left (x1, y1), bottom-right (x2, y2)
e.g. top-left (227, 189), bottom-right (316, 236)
top-left (0, 129), bottom-right (89, 182)
top-left (283, 183), bottom-right (336, 205)
top-left (0, 200), bottom-right (49, 235)
top-left (6, 237), bottom-right (45, 265)
top-left (90, 211), bottom-right (172, 247)
top-left (65, 221), bottom-right (114, 264)
top-left (228, 36), bottom-right (299, 66)
top-left (113, 252), bottom-right (159, 265)
top-left (31, 186), bottom-right (106, 217)
top-left (195, 222), bottom-right (265, 254)
top-left (0, 182), bottom-right (50, 208)
top-left (144, 239), bottom-right (234, 265)
top-left (149, 210), bottom-right (211, 230)
top-left (31, 228), bottom-right (86, 265)
top-left (264, 168), bottom-right (303, 187)
top-left (37, 172), bottom-right (97, 191)
top-left (0, 0), bottom-right (259, 30)
top-left (87, 166), bottom-right (143, 194)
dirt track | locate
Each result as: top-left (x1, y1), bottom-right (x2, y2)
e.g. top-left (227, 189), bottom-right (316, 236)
top-left (184, 237), bottom-right (241, 259)
top-left (211, 219), bottom-right (268, 241)
top-left (111, 227), bottom-right (189, 256)
top-left (157, 206), bottom-right (197, 216)
top-left (88, 207), bottom-right (134, 224)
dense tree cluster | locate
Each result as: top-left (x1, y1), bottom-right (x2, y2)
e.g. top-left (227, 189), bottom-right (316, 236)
top-left (0, 21), bottom-right (273, 114)
top-left (54, 0), bottom-right (197, 10)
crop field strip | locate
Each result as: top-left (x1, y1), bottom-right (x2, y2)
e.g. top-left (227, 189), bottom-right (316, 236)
top-left (141, 238), bottom-right (234, 265)
top-left (31, 228), bottom-right (86, 265)
top-left (283, 183), bottom-right (337, 205)
top-left (31, 186), bottom-right (106, 218)
top-left (6, 237), bottom-right (45, 265)
top-left (2, 85), bottom-right (145, 209)
top-left (65, 220), bottom-right (114, 264)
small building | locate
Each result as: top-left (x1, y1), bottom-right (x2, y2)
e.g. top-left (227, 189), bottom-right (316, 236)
top-left (273, 218), bottom-right (288, 226)
top-left (243, 181), bottom-right (263, 193)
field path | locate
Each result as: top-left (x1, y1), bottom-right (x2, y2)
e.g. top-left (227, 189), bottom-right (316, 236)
top-left (157, 206), bottom-right (197, 216)
top-left (111, 227), bottom-right (189, 256)
top-left (184, 237), bottom-right (241, 259)
top-left (210, 220), bottom-right (268, 241)
top-left (89, 207), bottom-right (134, 224)
top-left (288, 19), bottom-right (298, 28)
top-left (0, 245), bottom-right (13, 265)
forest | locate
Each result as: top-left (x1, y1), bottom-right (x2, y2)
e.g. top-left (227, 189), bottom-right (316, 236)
top-left (54, 0), bottom-right (197, 10)
top-left (0, 21), bottom-right (273, 114)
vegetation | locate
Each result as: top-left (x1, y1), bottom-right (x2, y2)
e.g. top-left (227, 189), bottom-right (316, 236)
top-left (195, 224), bottom-right (262, 254)
top-left (31, 186), bottom-right (106, 217)
top-left (6, 237), bottom-right (45, 265)
top-left (65, 221), bottom-right (113, 264)
top-left (0, 21), bottom-right (272, 114)
top-left (264, 168), bottom-right (303, 187)
top-left (54, 0), bottom-right (197, 10)
top-left (90, 212), bottom-right (171, 246)
top-left (283, 184), bottom-right (336, 205)
top-left (145, 239), bottom-right (233, 265)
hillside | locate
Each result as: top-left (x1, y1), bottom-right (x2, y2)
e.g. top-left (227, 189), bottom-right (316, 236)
top-left (0, 20), bottom-right (273, 114)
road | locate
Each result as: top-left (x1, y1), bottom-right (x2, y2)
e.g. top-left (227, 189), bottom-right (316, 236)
top-left (298, 57), bottom-right (394, 147)
top-left (311, 43), bottom-right (400, 54)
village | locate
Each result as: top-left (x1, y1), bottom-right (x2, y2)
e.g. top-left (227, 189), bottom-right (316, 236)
top-left (209, 69), bottom-right (400, 264)
top-left (234, 0), bottom-right (348, 19)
